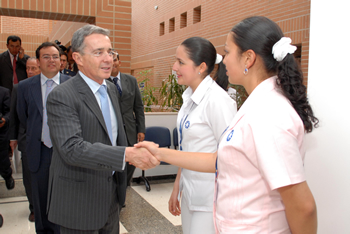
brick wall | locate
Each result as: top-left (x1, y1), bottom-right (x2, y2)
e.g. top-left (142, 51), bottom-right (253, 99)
top-left (0, 0), bottom-right (132, 73)
top-left (131, 0), bottom-right (311, 87)
top-left (0, 16), bottom-right (51, 56)
top-left (0, 16), bottom-right (51, 36)
top-left (0, 33), bottom-right (49, 57)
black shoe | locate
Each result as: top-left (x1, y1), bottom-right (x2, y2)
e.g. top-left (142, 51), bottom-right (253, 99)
top-left (5, 176), bottom-right (14, 190)
top-left (0, 214), bottom-right (3, 227)
top-left (28, 212), bottom-right (35, 222)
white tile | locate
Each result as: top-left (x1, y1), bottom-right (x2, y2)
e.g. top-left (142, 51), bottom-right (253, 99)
top-left (0, 196), bottom-right (127, 233)
top-left (132, 183), bottom-right (182, 226)
top-left (0, 197), bottom-right (35, 233)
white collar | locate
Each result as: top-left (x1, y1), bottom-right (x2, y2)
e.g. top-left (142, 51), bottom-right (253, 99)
top-left (40, 72), bottom-right (60, 86)
top-left (79, 71), bottom-right (108, 95)
top-left (182, 75), bottom-right (214, 105)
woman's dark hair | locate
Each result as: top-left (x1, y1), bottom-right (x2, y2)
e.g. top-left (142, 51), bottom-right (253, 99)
top-left (213, 59), bottom-right (229, 91)
top-left (230, 16), bottom-right (318, 132)
top-left (181, 37), bottom-right (216, 76)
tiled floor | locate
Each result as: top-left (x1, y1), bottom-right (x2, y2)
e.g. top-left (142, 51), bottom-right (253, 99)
top-left (0, 174), bottom-right (182, 233)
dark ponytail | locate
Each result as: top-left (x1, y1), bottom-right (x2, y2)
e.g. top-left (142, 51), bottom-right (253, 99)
top-left (231, 16), bottom-right (318, 132)
top-left (277, 54), bottom-right (318, 132)
top-left (213, 59), bottom-right (229, 91)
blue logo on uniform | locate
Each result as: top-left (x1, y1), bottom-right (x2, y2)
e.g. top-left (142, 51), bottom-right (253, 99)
top-left (185, 121), bottom-right (190, 129)
top-left (227, 130), bottom-right (234, 141)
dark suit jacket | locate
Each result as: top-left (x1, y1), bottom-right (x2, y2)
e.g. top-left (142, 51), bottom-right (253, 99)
top-left (9, 84), bottom-right (26, 152)
top-left (17, 73), bottom-right (70, 173)
top-left (0, 51), bottom-right (29, 93)
top-left (0, 86), bottom-right (10, 150)
top-left (61, 68), bottom-right (76, 77)
top-left (46, 74), bottom-right (127, 230)
top-left (109, 73), bottom-right (145, 146)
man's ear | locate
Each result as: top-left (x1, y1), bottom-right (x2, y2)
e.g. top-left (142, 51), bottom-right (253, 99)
top-left (36, 59), bottom-right (40, 68)
top-left (73, 52), bottom-right (82, 66)
top-left (243, 49), bottom-right (257, 69)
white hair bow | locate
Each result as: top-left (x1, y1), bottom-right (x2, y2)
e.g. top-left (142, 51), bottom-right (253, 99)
top-left (272, 37), bottom-right (297, 62)
top-left (215, 54), bottom-right (223, 64)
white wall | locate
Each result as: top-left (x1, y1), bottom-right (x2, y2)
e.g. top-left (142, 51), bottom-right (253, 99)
top-left (305, 1), bottom-right (350, 233)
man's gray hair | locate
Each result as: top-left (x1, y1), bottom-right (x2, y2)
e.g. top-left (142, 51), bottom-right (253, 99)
top-left (27, 57), bottom-right (37, 62)
top-left (71, 25), bottom-right (110, 54)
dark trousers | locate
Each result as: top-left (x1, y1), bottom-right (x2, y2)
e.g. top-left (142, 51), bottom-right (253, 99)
top-left (31, 144), bottom-right (59, 234)
top-left (60, 178), bottom-right (120, 234)
top-left (21, 150), bottom-right (34, 213)
top-left (126, 162), bottom-right (136, 186)
top-left (0, 146), bottom-right (12, 180)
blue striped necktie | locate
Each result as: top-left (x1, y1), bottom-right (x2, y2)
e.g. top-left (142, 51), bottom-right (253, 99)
top-left (42, 79), bottom-right (54, 148)
top-left (98, 85), bottom-right (113, 144)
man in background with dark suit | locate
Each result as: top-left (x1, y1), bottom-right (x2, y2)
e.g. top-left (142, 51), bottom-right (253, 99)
top-left (66, 46), bottom-right (78, 73)
top-left (9, 57), bottom-right (41, 222)
top-left (0, 35), bottom-right (29, 93)
top-left (17, 42), bottom-right (70, 233)
top-left (46, 25), bottom-right (159, 234)
top-left (109, 52), bottom-right (145, 186)
top-left (60, 51), bottom-right (76, 77)
top-left (0, 86), bottom-right (14, 190)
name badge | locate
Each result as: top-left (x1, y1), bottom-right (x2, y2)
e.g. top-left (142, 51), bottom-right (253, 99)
top-left (185, 121), bottom-right (190, 129)
top-left (227, 129), bottom-right (234, 141)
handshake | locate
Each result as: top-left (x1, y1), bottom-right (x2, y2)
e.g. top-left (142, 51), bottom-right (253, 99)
top-left (125, 141), bottom-right (163, 170)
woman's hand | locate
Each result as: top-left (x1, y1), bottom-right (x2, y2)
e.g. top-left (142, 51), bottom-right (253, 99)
top-left (169, 186), bottom-right (181, 216)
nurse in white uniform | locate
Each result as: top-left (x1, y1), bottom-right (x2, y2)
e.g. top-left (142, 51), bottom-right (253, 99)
top-left (169, 37), bottom-right (237, 234)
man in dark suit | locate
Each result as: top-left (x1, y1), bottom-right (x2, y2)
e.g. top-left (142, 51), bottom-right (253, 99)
top-left (9, 57), bottom-right (41, 223)
top-left (109, 52), bottom-right (145, 186)
top-left (66, 46), bottom-right (78, 73)
top-left (0, 35), bottom-right (29, 93)
top-left (17, 42), bottom-right (70, 234)
top-left (46, 25), bottom-right (159, 234)
top-left (0, 86), bottom-right (14, 190)
top-left (59, 51), bottom-right (76, 77)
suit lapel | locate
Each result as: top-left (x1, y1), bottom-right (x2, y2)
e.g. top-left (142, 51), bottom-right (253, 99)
top-left (75, 75), bottom-right (109, 137)
top-left (120, 73), bottom-right (129, 96)
top-left (107, 81), bottom-right (125, 144)
top-left (5, 51), bottom-right (13, 70)
top-left (30, 75), bottom-right (43, 117)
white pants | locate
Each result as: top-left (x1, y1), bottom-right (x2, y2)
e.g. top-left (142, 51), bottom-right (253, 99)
top-left (181, 196), bottom-right (215, 234)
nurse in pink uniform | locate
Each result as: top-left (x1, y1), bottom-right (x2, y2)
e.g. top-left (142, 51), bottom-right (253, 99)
top-left (136, 16), bottom-right (318, 234)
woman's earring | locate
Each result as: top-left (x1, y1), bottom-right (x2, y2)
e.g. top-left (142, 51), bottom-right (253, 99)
top-left (243, 66), bottom-right (248, 75)
top-left (198, 72), bottom-right (201, 75)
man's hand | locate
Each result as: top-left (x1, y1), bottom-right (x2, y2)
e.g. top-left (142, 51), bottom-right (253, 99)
top-left (134, 141), bottom-right (161, 161)
top-left (0, 118), bottom-right (6, 128)
top-left (125, 147), bottom-right (160, 170)
top-left (18, 47), bottom-right (25, 59)
top-left (10, 140), bottom-right (18, 154)
top-left (137, 132), bottom-right (145, 142)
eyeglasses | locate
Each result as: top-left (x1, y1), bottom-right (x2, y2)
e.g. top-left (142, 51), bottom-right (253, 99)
top-left (89, 50), bottom-right (116, 58)
top-left (41, 55), bottom-right (60, 61)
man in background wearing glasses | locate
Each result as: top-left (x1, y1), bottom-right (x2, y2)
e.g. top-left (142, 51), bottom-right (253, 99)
top-left (17, 41), bottom-right (70, 234)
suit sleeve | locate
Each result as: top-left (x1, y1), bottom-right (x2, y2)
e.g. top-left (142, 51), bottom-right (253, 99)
top-left (131, 75), bottom-right (145, 133)
top-left (17, 55), bottom-right (29, 69)
top-left (17, 82), bottom-right (28, 129)
top-left (47, 86), bottom-right (126, 172)
top-left (9, 85), bottom-right (19, 140)
top-left (1, 88), bottom-right (11, 128)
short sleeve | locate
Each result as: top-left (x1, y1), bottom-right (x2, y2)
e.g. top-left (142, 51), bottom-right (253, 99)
top-left (248, 104), bottom-right (306, 190)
